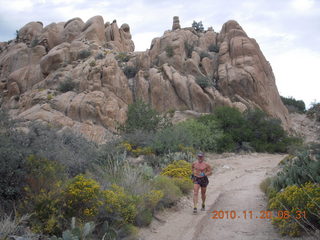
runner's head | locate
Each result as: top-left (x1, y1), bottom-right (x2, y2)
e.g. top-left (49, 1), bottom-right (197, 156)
top-left (197, 152), bottom-right (204, 162)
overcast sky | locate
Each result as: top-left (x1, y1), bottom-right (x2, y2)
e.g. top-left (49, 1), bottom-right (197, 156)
top-left (0, 0), bottom-right (319, 108)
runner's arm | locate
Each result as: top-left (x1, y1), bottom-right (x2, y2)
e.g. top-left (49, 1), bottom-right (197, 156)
top-left (205, 163), bottom-right (213, 176)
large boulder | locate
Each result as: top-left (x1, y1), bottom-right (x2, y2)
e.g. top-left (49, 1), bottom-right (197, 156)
top-left (78, 16), bottom-right (106, 44)
top-left (62, 18), bottom-right (85, 43)
top-left (217, 20), bottom-right (290, 129)
top-left (105, 21), bottom-right (135, 52)
top-left (40, 42), bottom-right (71, 75)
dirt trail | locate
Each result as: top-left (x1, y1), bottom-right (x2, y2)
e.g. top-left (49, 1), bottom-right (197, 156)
top-left (139, 153), bottom-right (315, 240)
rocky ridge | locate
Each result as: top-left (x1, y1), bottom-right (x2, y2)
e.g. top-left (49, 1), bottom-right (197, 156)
top-left (0, 16), bottom-right (290, 142)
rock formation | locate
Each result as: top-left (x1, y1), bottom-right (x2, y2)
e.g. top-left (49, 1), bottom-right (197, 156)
top-left (0, 16), bottom-right (290, 142)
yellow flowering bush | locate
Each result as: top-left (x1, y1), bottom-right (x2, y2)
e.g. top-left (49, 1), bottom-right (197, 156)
top-left (121, 142), bottom-right (154, 156)
top-left (269, 182), bottom-right (320, 236)
top-left (160, 160), bottom-right (192, 178)
top-left (64, 175), bottom-right (102, 220)
top-left (143, 190), bottom-right (164, 209)
top-left (102, 184), bottom-right (138, 224)
top-left (172, 178), bottom-right (193, 194)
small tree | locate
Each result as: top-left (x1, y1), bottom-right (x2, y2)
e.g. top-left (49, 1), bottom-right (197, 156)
top-left (119, 100), bottom-right (162, 133)
top-left (192, 21), bottom-right (204, 33)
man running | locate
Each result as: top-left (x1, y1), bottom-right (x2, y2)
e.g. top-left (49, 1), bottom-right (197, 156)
top-left (191, 152), bottom-right (212, 213)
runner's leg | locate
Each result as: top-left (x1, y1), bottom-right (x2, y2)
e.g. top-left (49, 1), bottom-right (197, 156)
top-left (201, 187), bottom-right (207, 208)
top-left (193, 183), bottom-right (200, 209)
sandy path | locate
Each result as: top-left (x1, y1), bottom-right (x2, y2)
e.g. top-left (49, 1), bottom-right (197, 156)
top-left (138, 153), bottom-right (310, 240)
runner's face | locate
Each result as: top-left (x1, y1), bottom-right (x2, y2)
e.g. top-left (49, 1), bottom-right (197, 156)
top-left (198, 156), bottom-right (204, 162)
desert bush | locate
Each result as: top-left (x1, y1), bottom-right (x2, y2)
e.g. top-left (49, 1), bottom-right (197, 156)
top-left (122, 142), bottom-right (154, 157)
top-left (165, 45), bottom-right (174, 57)
top-left (122, 129), bottom-right (155, 149)
top-left (151, 176), bottom-right (182, 207)
top-left (269, 182), bottom-right (320, 237)
top-left (152, 119), bottom-right (221, 154)
top-left (184, 41), bottom-right (194, 58)
top-left (0, 214), bottom-right (30, 239)
top-left (135, 208), bottom-right (153, 227)
top-left (208, 44), bottom-right (219, 53)
top-left (199, 51), bottom-right (211, 60)
top-left (195, 75), bottom-right (212, 88)
top-left (152, 124), bottom-right (194, 154)
top-left (79, 49), bottom-right (91, 59)
top-left (281, 96), bottom-right (306, 113)
top-left (161, 160), bottom-right (192, 178)
top-left (95, 52), bottom-right (105, 60)
top-left (271, 145), bottom-right (320, 192)
top-left (116, 52), bottom-right (130, 62)
top-left (307, 102), bottom-right (320, 122)
top-left (161, 160), bottom-right (193, 194)
top-left (102, 184), bottom-right (138, 224)
top-left (50, 217), bottom-right (96, 240)
top-left (30, 38), bottom-right (39, 48)
top-left (123, 65), bottom-right (138, 78)
top-left (119, 99), bottom-right (165, 133)
top-left (23, 123), bottom-right (99, 177)
top-left (64, 175), bottom-right (102, 220)
top-left (173, 178), bottom-right (193, 194)
top-left (58, 78), bottom-right (76, 93)
top-left (0, 134), bottom-right (28, 206)
top-left (192, 20), bottom-right (204, 32)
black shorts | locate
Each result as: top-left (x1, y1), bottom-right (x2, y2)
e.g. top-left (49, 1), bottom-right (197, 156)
top-left (192, 175), bottom-right (209, 187)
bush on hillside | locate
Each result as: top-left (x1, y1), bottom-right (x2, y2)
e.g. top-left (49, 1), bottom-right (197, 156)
top-left (119, 99), bottom-right (168, 133)
top-left (208, 44), bottom-right (219, 53)
top-left (184, 41), bottom-right (194, 58)
top-left (123, 66), bottom-right (138, 78)
top-left (269, 182), bottom-right (320, 237)
top-left (192, 21), bottom-right (204, 32)
top-left (58, 78), bottom-right (76, 93)
top-left (271, 144), bottom-right (320, 191)
top-left (281, 96), bottom-right (306, 113)
top-left (151, 176), bottom-right (182, 207)
top-left (307, 102), bottom-right (320, 122)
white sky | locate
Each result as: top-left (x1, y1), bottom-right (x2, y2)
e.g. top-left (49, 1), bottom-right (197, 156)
top-left (0, 0), bottom-right (319, 108)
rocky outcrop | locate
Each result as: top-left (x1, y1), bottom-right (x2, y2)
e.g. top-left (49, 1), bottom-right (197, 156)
top-left (0, 16), bottom-right (291, 142)
top-left (217, 20), bottom-right (290, 127)
top-left (172, 16), bottom-right (181, 31)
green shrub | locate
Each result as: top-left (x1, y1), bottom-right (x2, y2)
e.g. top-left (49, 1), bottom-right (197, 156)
top-left (195, 75), bottom-right (212, 88)
top-left (79, 49), bottom-right (91, 59)
top-left (271, 144), bottom-right (320, 191)
top-left (119, 99), bottom-right (164, 133)
top-left (184, 41), bottom-right (194, 58)
top-left (281, 96), bottom-right (306, 113)
top-left (30, 38), bottom-right (39, 48)
top-left (192, 21), bottom-right (204, 32)
top-left (64, 175), bottom-right (102, 220)
top-left (161, 160), bottom-right (192, 178)
top-left (269, 182), bottom-right (320, 237)
top-left (95, 52), bottom-right (105, 60)
top-left (208, 44), bottom-right (219, 53)
top-left (123, 66), bottom-right (138, 78)
top-left (58, 78), bottom-right (76, 93)
top-left (135, 208), bottom-right (153, 227)
top-left (199, 52), bottom-right (211, 60)
top-left (165, 45), bottom-right (174, 57)
top-left (89, 60), bottom-right (96, 67)
top-left (102, 184), bottom-right (138, 224)
top-left (172, 178), bottom-right (193, 194)
top-left (0, 214), bottom-right (30, 239)
top-left (116, 52), bottom-right (130, 62)
top-left (152, 125), bottom-right (194, 154)
top-left (151, 176), bottom-right (182, 207)
top-left (307, 102), bottom-right (320, 122)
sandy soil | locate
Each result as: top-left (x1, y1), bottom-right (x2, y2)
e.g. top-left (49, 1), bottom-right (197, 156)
top-left (139, 153), bottom-right (318, 240)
